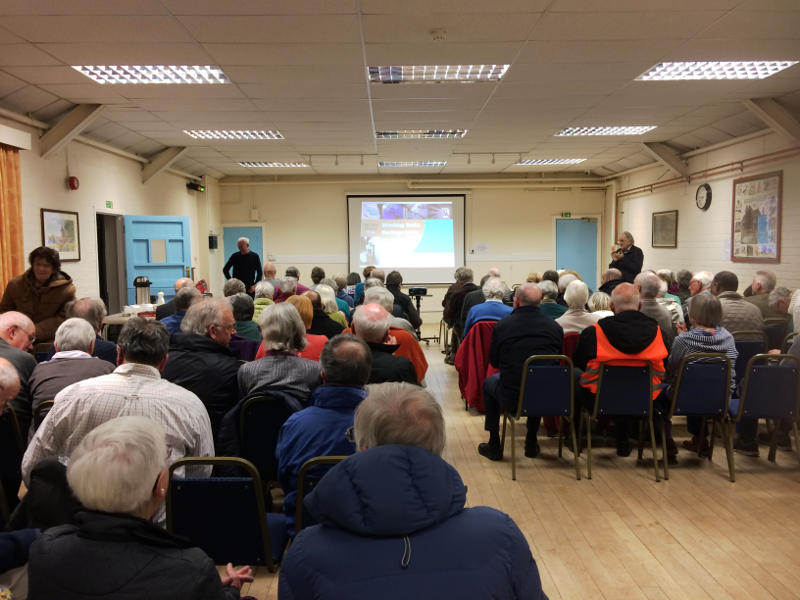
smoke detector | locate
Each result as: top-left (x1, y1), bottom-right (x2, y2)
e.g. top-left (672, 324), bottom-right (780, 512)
top-left (431, 28), bottom-right (446, 42)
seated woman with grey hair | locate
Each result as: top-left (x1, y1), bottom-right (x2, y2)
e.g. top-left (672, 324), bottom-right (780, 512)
top-left (587, 291), bottom-right (614, 319)
top-left (229, 293), bottom-right (261, 341)
top-left (28, 415), bottom-right (252, 599)
top-left (237, 303), bottom-right (321, 400)
top-left (536, 279), bottom-right (567, 319)
top-left (555, 280), bottom-right (600, 334)
top-left (252, 280), bottom-right (275, 323)
top-left (316, 283), bottom-right (348, 327)
top-left (462, 277), bottom-right (512, 337)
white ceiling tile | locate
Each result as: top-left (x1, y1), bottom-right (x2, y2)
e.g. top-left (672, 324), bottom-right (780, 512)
top-left (31, 98), bottom-right (74, 121)
top-left (240, 82), bottom-right (365, 100)
top-left (37, 83), bottom-right (128, 102)
top-left (703, 10), bottom-right (800, 39)
top-left (221, 65), bottom-right (366, 84)
top-left (362, 13), bottom-right (540, 43)
top-left (0, 25), bottom-right (25, 43)
top-left (38, 42), bottom-right (210, 64)
top-left (0, 44), bottom-right (61, 66)
top-left (124, 140), bottom-right (165, 156)
top-left (0, 16), bottom-right (194, 43)
top-left (133, 98), bottom-right (258, 111)
top-left (204, 43), bottom-right (363, 66)
top-left (0, 1), bottom-right (169, 15)
top-left (365, 42), bottom-right (522, 64)
top-left (1, 84), bottom-right (59, 112)
top-left (664, 38), bottom-right (800, 61)
top-left (178, 15), bottom-right (360, 43)
top-left (0, 70), bottom-right (27, 96)
top-left (3, 66), bottom-right (94, 84)
top-left (164, 0), bottom-right (356, 14)
top-left (550, 0), bottom-right (740, 10)
top-left (516, 40), bottom-right (678, 64)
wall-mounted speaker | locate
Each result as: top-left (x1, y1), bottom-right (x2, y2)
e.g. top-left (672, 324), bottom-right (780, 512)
top-left (208, 235), bottom-right (218, 249)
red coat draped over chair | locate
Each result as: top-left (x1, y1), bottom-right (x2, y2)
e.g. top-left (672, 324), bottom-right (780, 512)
top-left (454, 320), bottom-right (499, 413)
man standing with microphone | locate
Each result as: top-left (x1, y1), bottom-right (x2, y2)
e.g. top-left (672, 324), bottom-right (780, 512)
top-left (609, 231), bottom-right (643, 283)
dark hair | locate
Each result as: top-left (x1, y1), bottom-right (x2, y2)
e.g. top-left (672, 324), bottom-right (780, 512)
top-left (386, 270), bottom-right (403, 287)
top-left (173, 287), bottom-right (199, 311)
top-left (712, 271), bottom-right (738, 293)
top-left (320, 334), bottom-right (372, 386)
top-left (542, 270), bottom-right (559, 284)
top-left (29, 246), bottom-right (61, 272)
top-left (310, 266), bottom-right (326, 284)
top-left (689, 293), bottom-right (722, 328)
top-left (347, 272), bottom-right (361, 285)
top-left (229, 292), bottom-right (255, 321)
top-left (676, 269), bottom-right (693, 288)
top-left (117, 318), bottom-right (169, 366)
top-left (303, 290), bottom-right (321, 310)
top-left (285, 266), bottom-right (300, 278)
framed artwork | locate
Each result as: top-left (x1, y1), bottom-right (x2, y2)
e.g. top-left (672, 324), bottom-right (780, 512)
top-left (41, 208), bottom-right (80, 261)
top-left (731, 171), bottom-right (781, 263)
top-left (652, 210), bottom-right (678, 248)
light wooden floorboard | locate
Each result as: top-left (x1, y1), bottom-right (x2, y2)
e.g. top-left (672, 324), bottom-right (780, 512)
top-left (242, 341), bottom-right (800, 599)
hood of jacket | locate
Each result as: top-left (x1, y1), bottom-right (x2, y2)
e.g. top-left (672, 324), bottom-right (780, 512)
top-left (311, 384), bottom-right (367, 410)
top-left (597, 310), bottom-right (661, 354)
top-left (305, 444), bottom-right (466, 537)
top-left (25, 268), bottom-right (73, 289)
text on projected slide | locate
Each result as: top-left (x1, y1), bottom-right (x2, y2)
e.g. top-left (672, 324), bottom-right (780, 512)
top-left (360, 201), bottom-right (455, 268)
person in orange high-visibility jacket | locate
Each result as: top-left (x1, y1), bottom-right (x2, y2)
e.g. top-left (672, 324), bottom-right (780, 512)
top-left (572, 283), bottom-right (669, 457)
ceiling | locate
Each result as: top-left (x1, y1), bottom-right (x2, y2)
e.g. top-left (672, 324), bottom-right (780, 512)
top-left (0, 0), bottom-right (799, 178)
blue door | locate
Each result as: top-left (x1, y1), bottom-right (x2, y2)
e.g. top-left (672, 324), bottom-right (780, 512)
top-left (124, 215), bottom-right (191, 305)
top-left (556, 218), bottom-right (598, 290)
top-left (223, 226), bottom-right (263, 272)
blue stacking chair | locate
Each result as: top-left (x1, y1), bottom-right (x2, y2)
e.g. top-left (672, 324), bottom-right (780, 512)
top-left (294, 455), bottom-right (347, 534)
top-left (729, 354), bottom-right (800, 465)
top-left (730, 331), bottom-right (767, 389)
top-left (763, 317), bottom-right (790, 351)
top-left (167, 457), bottom-right (288, 572)
top-left (667, 353), bottom-right (734, 481)
top-left (501, 355), bottom-right (579, 481)
top-left (584, 364), bottom-right (665, 481)
top-left (239, 393), bottom-right (301, 484)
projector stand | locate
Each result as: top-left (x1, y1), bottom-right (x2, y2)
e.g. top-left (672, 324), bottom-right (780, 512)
top-left (412, 294), bottom-right (439, 345)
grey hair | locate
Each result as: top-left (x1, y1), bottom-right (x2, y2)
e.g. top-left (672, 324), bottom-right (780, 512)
top-left (258, 302), bottom-right (307, 353)
top-left (223, 278), bottom-right (246, 297)
top-left (285, 266), bottom-right (300, 278)
top-left (229, 293), bottom-right (255, 321)
top-left (621, 231), bottom-right (634, 244)
top-left (364, 277), bottom-right (384, 290)
top-left (536, 279), bottom-right (558, 300)
top-left (557, 273), bottom-right (577, 293)
top-left (355, 382), bottom-right (445, 455)
top-left (320, 334), bottom-right (371, 386)
top-left (363, 286), bottom-right (395, 312)
top-left (66, 297), bottom-right (107, 332)
top-left (54, 317), bottom-right (96, 352)
top-left (67, 416), bottom-right (168, 516)
top-left (319, 277), bottom-right (338, 292)
top-left (689, 293), bottom-right (722, 328)
top-left (692, 271), bottom-right (714, 289)
top-left (352, 304), bottom-right (391, 344)
top-left (634, 271), bottom-right (661, 299)
top-left (117, 318), bottom-right (169, 366)
top-left (0, 358), bottom-right (20, 400)
top-left (279, 277), bottom-right (297, 293)
top-left (254, 280), bottom-right (274, 299)
top-left (454, 267), bottom-right (473, 282)
top-left (237, 237), bottom-right (250, 245)
top-left (657, 278), bottom-right (668, 297)
top-left (677, 269), bottom-right (693, 287)
top-left (564, 280), bottom-right (590, 309)
top-left (180, 299), bottom-right (230, 336)
top-left (482, 277), bottom-right (505, 301)
top-left (588, 291), bottom-right (611, 312)
top-left (0, 311), bottom-right (34, 333)
top-left (754, 270), bottom-right (777, 292)
top-left (768, 286), bottom-right (791, 311)
top-left (316, 284), bottom-right (339, 314)
top-left (173, 286), bottom-right (201, 311)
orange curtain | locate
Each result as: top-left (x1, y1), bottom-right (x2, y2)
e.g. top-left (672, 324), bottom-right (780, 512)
top-left (0, 143), bottom-right (24, 293)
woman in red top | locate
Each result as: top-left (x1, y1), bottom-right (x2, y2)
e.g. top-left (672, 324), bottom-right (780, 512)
top-left (254, 294), bottom-right (327, 361)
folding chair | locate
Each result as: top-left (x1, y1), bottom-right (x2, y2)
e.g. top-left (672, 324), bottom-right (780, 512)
top-left (668, 353), bottom-right (734, 481)
top-left (239, 393), bottom-right (300, 484)
top-left (541, 332), bottom-right (580, 437)
top-left (33, 399), bottom-right (54, 431)
top-left (729, 354), bottom-right (800, 465)
top-left (167, 457), bottom-right (288, 572)
top-left (782, 331), bottom-right (798, 354)
top-left (501, 355), bottom-right (579, 481)
top-left (731, 331), bottom-right (767, 388)
top-left (295, 456), bottom-right (346, 534)
top-left (583, 364), bottom-right (665, 481)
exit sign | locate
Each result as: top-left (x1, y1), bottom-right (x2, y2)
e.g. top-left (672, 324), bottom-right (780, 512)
top-left (105, 200), bottom-right (113, 209)
top-left (560, 211), bottom-right (571, 218)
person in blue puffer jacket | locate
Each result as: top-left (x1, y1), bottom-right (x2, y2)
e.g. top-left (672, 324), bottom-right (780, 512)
top-left (279, 382), bottom-right (548, 600)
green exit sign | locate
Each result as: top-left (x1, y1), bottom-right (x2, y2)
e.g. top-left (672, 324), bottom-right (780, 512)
top-left (105, 200), bottom-right (113, 209)
top-left (560, 211), bottom-right (571, 218)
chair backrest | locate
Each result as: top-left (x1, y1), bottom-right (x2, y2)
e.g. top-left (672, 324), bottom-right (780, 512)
top-left (731, 332), bottom-right (767, 386)
top-left (738, 354), bottom-right (800, 420)
top-left (561, 332), bottom-right (580, 358)
top-left (594, 364), bottom-right (652, 417)
top-left (34, 400), bottom-right (54, 430)
top-left (763, 317), bottom-right (789, 350)
top-left (516, 355), bottom-right (573, 419)
top-left (239, 394), bottom-right (300, 483)
top-left (167, 457), bottom-right (281, 570)
top-left (295, 455), bottom-right (346, 533)
top-left (670, 353), bottom-right (731, 418)
top-left (782, 331), bottom-right (798, 354)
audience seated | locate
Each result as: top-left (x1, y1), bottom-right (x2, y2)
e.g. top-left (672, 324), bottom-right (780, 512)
top-left (28, 416), bottom-right (252, 599)
top-left (459, 271), bottom-right (494, 332)
top-left (156, 277), bottom-right (194, 321)
top-left (316, 284), bottom-right (348, 328)
top-left (442, 267), bottom-right (477, 363)
top-left (588, 291), bottom-right (614, 319)
top-left (710, 271), bottom-right (763, 334)
top-left (262, 262), bottom-right (280, 288)
top-left (29, 318), bottom-right (114, 432)
top-left (273, 276), bottom-right (298, 303)
top-left (635, 271), bottom-right (675, 348)
top-left (304, 290), bottom-right (344, 338)
top-left (238, 303), bottom-right (321, 399)
top-left (464, 277), bottom-right (512, 337)
top-left (598, 268), bottom-right (623, 295)
top-left (276, 334), bottom-right (371, 533)
top-left (536, 280), bottom-right (567, 319)
top-left (555, 280), bottom-right (600, 334)
top-left (386, 271), bottom-right (422, 330)
top-left (280, 382), bottom-right (548, 600)
top-left (655, 270), bottom-right (682, 304)
top-left (160, 286), bottom-right (201, 335)
top-left (572, 283), bottom-right (669, 457)
top-left (352, 305), bottom-right (418, 385)
top-left (0, 311), bottom-right (37, 433)
top-left (285, 267), bottom-right (310, 294)
top-left (334, 274), bottom-right (355, 310)
top-left (160, 299), bottom-right (242, 438)
top-left (252, 280), bottom-right (275, 322)
top-left (556, 272), bottom-right (577, 306)
top-left (655, 278), bottom-right (685, 331)
top-left (674, 269), bottom-right (693, 304)
top-left (744, 270), bottom-right (778, 318)
top-left (0, 358), bottom-right (20, 412)
top-left (229, 293), bottom-right (260, 341)
top-left (310, 266), bottom-right (326, 286)
top-left (352, 265), bottom-right (374, 305)
top-left (47, 297), bottom-right (119, 365)
top-left (222, 277), bottom-right (246, 297)
top-left (320, 277), bottom-right (351, 319)
top-left (478, 284), bottom-right (563, 461)
top-left (684, 270), bottom-right (714, 320)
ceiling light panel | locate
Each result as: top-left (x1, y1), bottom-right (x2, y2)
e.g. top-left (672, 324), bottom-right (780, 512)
top-left (184, 130), bottom-right (284, 140)
top-left (514, 158), bottom-right (587, 165)
top-left (239, 162), bottom-right (309, 168)
top-left (368, 65), bottom-right (509, 84)
top-left (378, 161), bottom-right (447, 167)
top-left (376, 129), bottom-right (468, 139)
top-left (637, 61), bottom-right (798, 81)
top-left (73, 65), bottom-right (229, 85)
top-left (555, 126), bottom-right (657, 136)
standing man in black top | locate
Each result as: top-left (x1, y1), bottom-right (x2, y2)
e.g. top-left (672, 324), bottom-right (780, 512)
top-left (609, 231), bottom-right (643, 283)
top-left (222, 237), bottom-right (262, 295)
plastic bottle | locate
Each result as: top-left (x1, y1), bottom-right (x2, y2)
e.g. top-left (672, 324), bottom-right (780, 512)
top-left (156, 291), bottom-right (165, 305)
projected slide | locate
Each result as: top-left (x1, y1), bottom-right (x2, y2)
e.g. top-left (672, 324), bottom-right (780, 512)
top-left (360, 201), bottom-right (454, 268)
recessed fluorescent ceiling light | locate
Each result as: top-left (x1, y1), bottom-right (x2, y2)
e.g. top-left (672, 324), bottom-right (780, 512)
top-left (515, 158), bottom-right (587, 165)
top-left (555, 126), bottom-right (656, 136)
top-left (376, 129), bottom-right (468, 139)
top-left (184, 130), bottom-right (284, 140)
top-left (72, 65), bottom-right (229, 84)
top-left (239, 162), bottom-right (309, 168)
top-left (378, 161), bottom-right (447, 167)
top-left (637, 61), bottom-right (798, 81)
top-left (368, 65), bottom-right (509, 83)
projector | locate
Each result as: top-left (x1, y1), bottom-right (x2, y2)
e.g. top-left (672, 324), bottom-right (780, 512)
top-left (408, 287), bottom-right (427, 297)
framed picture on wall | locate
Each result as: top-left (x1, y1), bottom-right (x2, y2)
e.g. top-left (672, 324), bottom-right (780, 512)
top-left (731, 171), bottom-right (781, 263)
top-left (41, 208), bottom-right (80, 261)
top-left (651, 210), bottom-right (678, 248)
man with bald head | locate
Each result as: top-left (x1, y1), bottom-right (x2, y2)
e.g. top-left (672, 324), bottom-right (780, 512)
top-left (156, 277), bottom-right (194, 321)
top-left (0, 311), bottom-right (38, 432)
top-left (263, 262), bottom-right (280, 287)
top-left (478, 283), bottom-right (563, 461)
top-left (573, 282), bottom-right (669, 456)
top-left (352, 304), bottom-right (418, 385)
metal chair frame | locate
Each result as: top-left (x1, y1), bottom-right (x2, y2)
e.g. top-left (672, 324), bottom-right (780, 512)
top-left (782, 331), bottom-right (798, 354)
top-left (501, 355), bottom-right (580, 481)
top-left (294, 455), bottom-right (346, 533)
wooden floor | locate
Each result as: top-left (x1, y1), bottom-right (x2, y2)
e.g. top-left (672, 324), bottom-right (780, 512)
top-left (241, 341), bottom-right (800, 600)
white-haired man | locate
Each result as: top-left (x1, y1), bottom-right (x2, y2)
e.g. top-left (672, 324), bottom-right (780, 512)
top-left (222, 237), bottom-right (262, 295)
top-left (609, 231), bottom-right (644, 283)
top-left (352, 304), bottom-right (418, 385)
top-left (463, 277), bottom-right (512, 337)
top-left (156, 277), bottom-right (194, 321)
top-left (280, 382), bottom-right (549, 600)
top-left (0, 357), bottom-right (20, 412)
top-left (0, 311), bottom-right (37, 432)
top-left (635, 271), bottom-right (675, 349)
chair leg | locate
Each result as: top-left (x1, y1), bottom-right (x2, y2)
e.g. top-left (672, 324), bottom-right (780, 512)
top-left (585, 413), bottom-right (593, 479)
top-left (768, 420), bottom-right (778, 463)
top-left (648, 416), bottom-right (661, 482)
top-left (500, 413), bottom-right (508, 455)
top-left (637, 419), bottom-right (645, 461)
top-left (793, 421), bottom-right (800, 466)
top-left (577, 411), bottom-right (584, 457)
top-left (557, 420), bottom-right (564, 458)
top-left (569, 418), bottom-right (581, 480)
top-left (511, 417), bottom-right (517, 481)
top-left (707, 418), bottom-right (716, 461)
top-left (724, 421), bottom-right (736, 482)
top-left (660, 419), bottom-right (669, 481)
